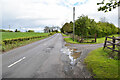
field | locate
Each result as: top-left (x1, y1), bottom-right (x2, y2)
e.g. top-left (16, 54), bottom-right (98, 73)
top-left (1, 32), bottom-right (49, 40)
top-left (1, 32), bottom-right (52, 52)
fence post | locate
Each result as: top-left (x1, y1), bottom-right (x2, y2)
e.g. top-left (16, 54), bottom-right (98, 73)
top-left (112, 36), bottom-right (115, 52)
top-left (95, 33), bottom-right (97, 42)
top-left (103, 36), bottom-right (107, 49)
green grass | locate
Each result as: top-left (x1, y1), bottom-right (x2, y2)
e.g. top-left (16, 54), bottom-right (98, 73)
top-left (64, 34), bottom-right (120, 44)
top-left (1, 32), bottom-right (49, 40)
top-left (84, 47), bottom-right (119, 78)
top-left (2, 36), bottom-right (49, 52)
top-left (1, 32), bottom-right (53, 52)
top-left (64, 38), bottom-right (79, 44)
top-left (62, 33), bottom-right (69, 37)
top-left (95, 34), bottom-right (119, 44)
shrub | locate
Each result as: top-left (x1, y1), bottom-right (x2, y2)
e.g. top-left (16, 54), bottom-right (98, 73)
top-left (28, 30), bottom-right (34, 32)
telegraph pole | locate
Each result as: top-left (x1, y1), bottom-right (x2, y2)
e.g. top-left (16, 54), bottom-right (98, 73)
top-left (73, 7), bottom-right (75, 41)
top-left (9, 25), bottom-right (10, 31)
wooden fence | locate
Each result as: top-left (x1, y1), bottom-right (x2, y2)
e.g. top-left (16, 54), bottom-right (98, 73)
top-left (70, 33), bottom-right (97, 43)
top-left (103, 36), bottom-right (120, 53)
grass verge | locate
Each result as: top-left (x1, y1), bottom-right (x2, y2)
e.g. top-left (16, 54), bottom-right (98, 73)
top-left (1, 34), bottom-right (54, 52)
top-left (84, 47), bottom-right (119, 78)
top-left (64, 34), bottom-right (120, 44)
top-left (62, 33), bottom-right (69, 37)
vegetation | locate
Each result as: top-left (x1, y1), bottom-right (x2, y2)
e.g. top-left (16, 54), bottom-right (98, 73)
top-left (64, 38), bottom-right (79, 44)
top-left (0, 29), bottom-right (13, 32)
top-left (2, 36), bottom-right (49, 52)
top-left (62, 33), bottom-right (69, 37)
top-left (61, 15), bottom-right (119, 43)
top-left (84, 47), bottom-right (119, 78)
top-left (97, 0), bottom-right (120, 12)
top-left (63, 34), bottom-right (119, 44)
top-left (44, 26), bottom-right (60, 33)
top-left (1, 32), bottom-right (55, 52)
top-left (2, 32), bottom-right (48, 40)
top-left (15, 29), bottom-right (20, 32)
top-left (27, 30), bottom-right (34, 32)
top-left (61, 15), bottom-right (118, 38)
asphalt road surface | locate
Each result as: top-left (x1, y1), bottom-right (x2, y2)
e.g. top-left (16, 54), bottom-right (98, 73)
top-left (2, 33), bottom-right (67, 78)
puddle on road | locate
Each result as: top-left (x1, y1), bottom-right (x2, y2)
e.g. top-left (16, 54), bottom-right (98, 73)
top-left (60, 45), bottom-right (92, 78)
top-left (71, 51), bottom-right (81, 59)
top-left (60, 47), bottom-right (81, 66)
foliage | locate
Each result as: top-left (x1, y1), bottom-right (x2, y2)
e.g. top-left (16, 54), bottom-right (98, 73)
top-left (97, 0), bottom-right (120, 12)
top-left (1, 32), bottom-right (55, 52)
top-left (75, 15), bottom-right (97, 37)
top-left (96, 21), bottom-right (118, 37)
top-left (61, 21), bottom-right (73, 33)
top-left (0, 29), bottom-right (13, 32)
top-left (63, 34), bottom-right (119, 44)
top-left (62, 33), bottom-right (69, 37)
top-left (61, 15), bottom-right (118, 38)
top-left (84, 47), bottom-right (119, 78)
top-left (1, 36), bottom-right (49, 52)
top-left (2, 32), bottom-right (48, 40)
top-left (64, 38), bottom-right (79, 44)
top-left (28, 30), bottom-right (34, 32)
top-left (15, 29), bottom-right (20, 32)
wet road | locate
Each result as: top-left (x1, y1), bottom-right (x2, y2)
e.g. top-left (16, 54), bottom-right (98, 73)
top-left (2, 33), bottom-right (66, 78)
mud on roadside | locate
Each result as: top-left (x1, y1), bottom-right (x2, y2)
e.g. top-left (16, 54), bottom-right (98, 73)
top-left (60, 42), bottom-right (92, 78)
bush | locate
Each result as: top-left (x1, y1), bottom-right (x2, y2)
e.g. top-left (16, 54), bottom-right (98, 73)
top-left (15, 29), bottom-right (20, 32)
top-left (28, 30), bottom-right (34, 32)
top-left (0, 29), bottom-right (13, 32)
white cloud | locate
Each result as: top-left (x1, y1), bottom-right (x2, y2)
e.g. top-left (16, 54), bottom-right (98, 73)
top-left (2, 0), bottom-right (118, 32)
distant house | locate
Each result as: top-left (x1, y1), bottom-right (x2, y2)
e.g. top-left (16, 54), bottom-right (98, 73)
top-left (44, 26), bottom-right (53, 33)
top-left (44, 26), bottom-right (49, 33)
top-left (44, 26), bottom-right (60, 33)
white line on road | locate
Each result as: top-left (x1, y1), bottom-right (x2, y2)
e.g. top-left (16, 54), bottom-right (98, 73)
top-left (8, 57), bottom-right (26, 68)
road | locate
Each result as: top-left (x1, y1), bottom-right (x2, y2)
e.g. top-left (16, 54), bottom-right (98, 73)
top-left (2, 33), bottom-right (66, 78)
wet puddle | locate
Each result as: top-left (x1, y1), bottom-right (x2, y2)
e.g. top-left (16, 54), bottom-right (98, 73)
top-left (60, 44), bottom-right (92, 78)
top-left (60, 46), bottom-right (81, 66)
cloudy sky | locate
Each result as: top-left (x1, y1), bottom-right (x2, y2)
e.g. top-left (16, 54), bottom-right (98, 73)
top-left (1, 0), bottom-right (118, 32)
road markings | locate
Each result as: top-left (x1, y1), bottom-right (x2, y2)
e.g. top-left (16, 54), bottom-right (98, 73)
top-left (8, 57), bottom-right (26, 68)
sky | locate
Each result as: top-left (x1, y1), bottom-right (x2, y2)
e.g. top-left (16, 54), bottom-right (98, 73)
top-left (1, 0), bottom-right (119, 32)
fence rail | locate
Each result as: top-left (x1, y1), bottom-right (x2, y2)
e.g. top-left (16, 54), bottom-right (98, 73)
top-left (103, 36), bottom-right (120, 53)
top-left (70, 33), bottom-right (97, 43)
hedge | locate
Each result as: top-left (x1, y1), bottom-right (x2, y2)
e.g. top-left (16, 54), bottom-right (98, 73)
top-left (2, 34), bottom-right (50, 45)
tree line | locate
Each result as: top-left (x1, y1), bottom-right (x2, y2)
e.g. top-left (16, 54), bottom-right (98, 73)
top-left (61, 15), bottom-right (119, 38)
top-left (0, 29), bottom-right (34, 32)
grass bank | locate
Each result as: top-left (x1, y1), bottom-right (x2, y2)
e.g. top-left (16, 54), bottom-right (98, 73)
top-left (1, 32), bottom-right (55, 52)
top-left (84, 47), bottom-right (119, 79)
top-left (63, 34), bottom-right (119, 44)
top-left (2, 32), bottom-right (49, 40)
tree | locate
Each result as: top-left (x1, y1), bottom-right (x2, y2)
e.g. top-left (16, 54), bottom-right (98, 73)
top-left (28, 30), bottom-right (34, 32)
top-left (97, 0), bottom-right (120, 12)
top-left (61, 15), bottom-right (118, 38)
top-left (15, 29), bottom-right (18, 32)
top-left (61, 22), bottom-right (73, 33)
top-left (15, 29), bottom-right (20, 32)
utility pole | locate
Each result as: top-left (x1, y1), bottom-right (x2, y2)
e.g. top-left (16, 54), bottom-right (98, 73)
top-left (9, 25), bottom-right (10, 31)
top-left (20, 26), bottom-right (21, 32)
top-left (73, 7), bottom-right (75, 41)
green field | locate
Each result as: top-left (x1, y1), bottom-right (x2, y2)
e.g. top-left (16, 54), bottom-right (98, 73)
top-left (1, 32), bottom-right (49, 40)
top-left (1, 32), bottom-right (52, 52)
